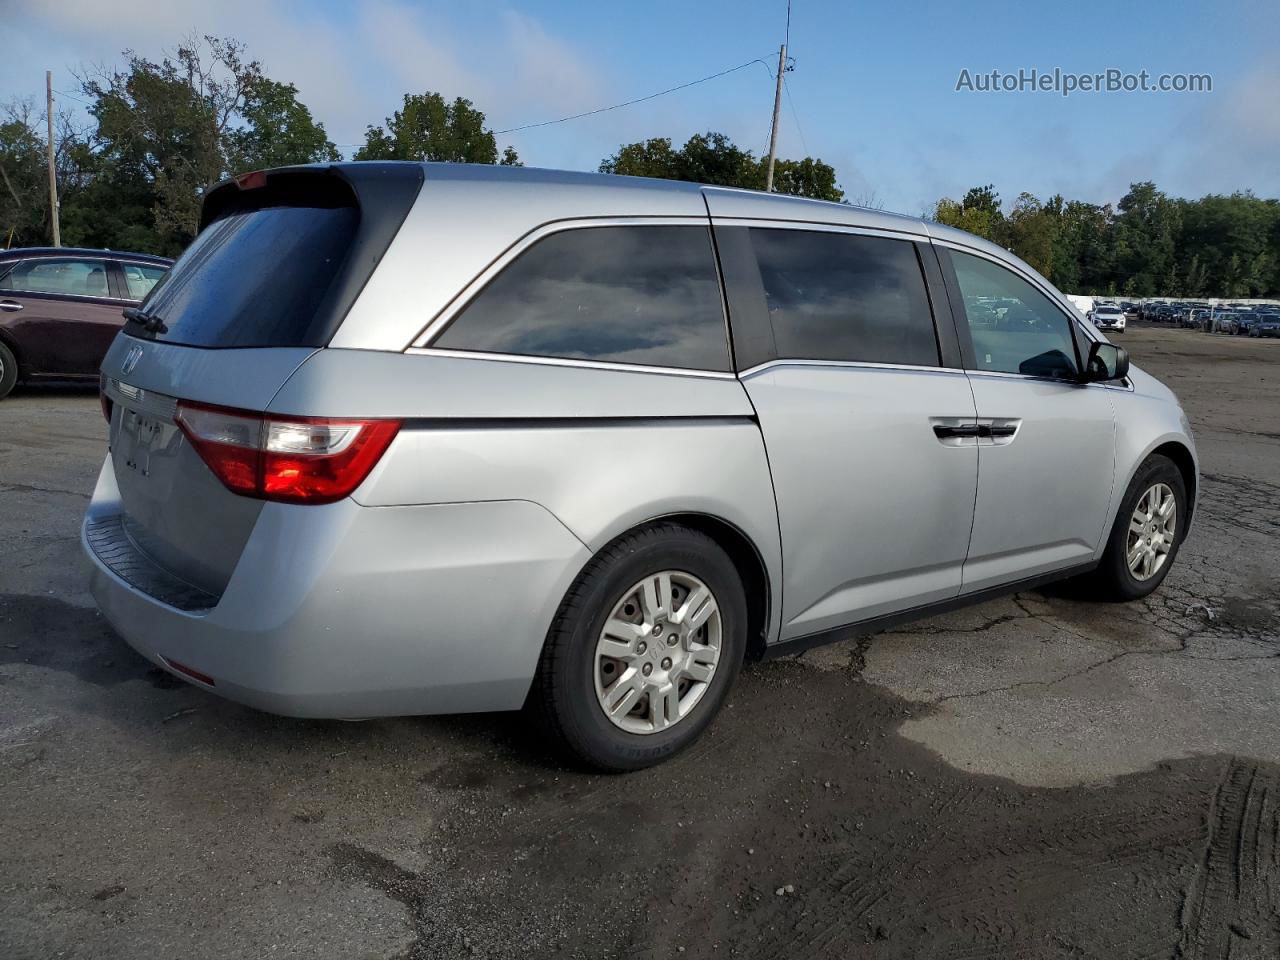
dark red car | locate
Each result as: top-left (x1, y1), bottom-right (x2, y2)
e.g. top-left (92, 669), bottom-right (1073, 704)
top-left (0, 247), bottom-right (172, 399)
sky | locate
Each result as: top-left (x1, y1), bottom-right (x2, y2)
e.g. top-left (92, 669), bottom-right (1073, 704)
top-left (2, 0), bottom-right (1277, 217)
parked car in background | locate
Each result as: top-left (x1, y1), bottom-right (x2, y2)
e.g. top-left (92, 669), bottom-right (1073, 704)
top-left (1213, 312), bottom-right (1240, 334)
top-left (1090, 304), bottom-right (1127, 331)
top-left (82, 163), bottom-right (1197, 770)
top-left (1187, 308), bottom-right (1210, 330)
top-left (1236, 312), bottom-right (1264, 336)
top-left (1121, 301), bottom-right (1139, 318)
top-left (1249, 313), bottom-right (1280, 338)
top-left (0, 247), bottom-right (173, 400)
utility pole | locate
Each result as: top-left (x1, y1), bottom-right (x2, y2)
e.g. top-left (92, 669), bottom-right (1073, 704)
top-left (764, 44), bottom-right (787, 193)
top-left (46, 71), bottom-right (61, 247)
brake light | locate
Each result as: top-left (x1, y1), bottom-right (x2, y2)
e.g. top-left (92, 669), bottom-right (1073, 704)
top-left (235, 170), bottom-right (268, 190)
top-left (174, 401), bottom-right (400, 504)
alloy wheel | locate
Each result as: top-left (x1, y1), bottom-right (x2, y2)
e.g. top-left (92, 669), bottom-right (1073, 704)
top-left (593, 570), bottom-right (722, 734)
top-left (1126, 482), bottom-right (1177, 581)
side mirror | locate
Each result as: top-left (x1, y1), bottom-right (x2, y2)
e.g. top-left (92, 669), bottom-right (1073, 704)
top-left (1084, 341), bottom-right (1129, 382)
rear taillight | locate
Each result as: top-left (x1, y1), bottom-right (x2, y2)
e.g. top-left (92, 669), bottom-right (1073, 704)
top-left (174, 401), bottom-right (400, 505)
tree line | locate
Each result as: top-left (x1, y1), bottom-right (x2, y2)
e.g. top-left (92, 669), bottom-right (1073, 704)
top-left (2, 34), bottom-right (1276, 299)
top-left (932, 184), bottom-right (1280, 298)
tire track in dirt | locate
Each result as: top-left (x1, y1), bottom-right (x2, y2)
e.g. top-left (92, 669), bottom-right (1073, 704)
top-left (1177, 759), bottom-right (1280, 958)
top-left (781, 784), bottom-right (986, 958)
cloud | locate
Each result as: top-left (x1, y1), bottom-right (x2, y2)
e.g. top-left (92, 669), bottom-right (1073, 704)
top-left (1, 0), bottom-right (608, 156)
top-left (1165, 64), bottom-right (1280, 197)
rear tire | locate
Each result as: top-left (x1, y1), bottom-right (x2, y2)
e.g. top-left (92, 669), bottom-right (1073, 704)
top-left (0, 341), bottom-right (18, 400)
top-left (1087, 454), bottom-right (1187, 601)
top-left (532, 522), bottom-right (747, 772)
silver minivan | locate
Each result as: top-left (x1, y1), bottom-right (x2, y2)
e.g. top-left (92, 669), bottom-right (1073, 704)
top-left (83, 163), bottom-right (1197, 770)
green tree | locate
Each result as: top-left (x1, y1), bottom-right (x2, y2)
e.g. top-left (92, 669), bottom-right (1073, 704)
top-left (767, 156), bottom-right (844, 201)
top-left (930, 184), bottom-right (1007, 243)
top-left (1112, 181), bottom-right (1180, 297)
top-left (927, 180), bottom-right (1280, 298)
top-left (76, 35), bottom-right (339, 254)
top-left (226, 77), bottom-right (340, 172)
top-left (0, 100), bottom-right (100, 249)
top-left (600, 131), bottom-right (844, 202)
top-left (1176, 191), bottom-right (1277, 297)
top-left (1006, 192), bottom-right (1058, 276)
top-left (354, 92), bottom-right (519, 165)
top-left (1044, 198), bottom-right (1113, 293)
top-left (0, 102), bottom-right (47, 247)
top-left (84, 37), bottom-right (256, 247)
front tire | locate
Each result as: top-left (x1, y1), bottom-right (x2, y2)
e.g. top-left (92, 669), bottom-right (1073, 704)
top-left (533, 522), bottom-right (747, 771)
top-left (1089, 454), bottom-right (1187, 601)
top-left (0, 341), bottom-right (18, 400)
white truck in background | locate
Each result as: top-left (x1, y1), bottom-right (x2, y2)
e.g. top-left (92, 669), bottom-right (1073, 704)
top-left (1066, 294), bottom-right (1094, 317)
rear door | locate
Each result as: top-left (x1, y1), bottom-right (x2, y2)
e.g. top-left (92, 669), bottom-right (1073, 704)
top-left (936, 245), bottom-right (1116, 592)
top-left (0, 256), bottom-right (125, 377)
top-left (715, 222), bottom-right (979, 640)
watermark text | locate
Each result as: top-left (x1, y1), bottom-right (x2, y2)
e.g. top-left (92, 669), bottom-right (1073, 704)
top-left (955, 68), bottom-right (1212, 97)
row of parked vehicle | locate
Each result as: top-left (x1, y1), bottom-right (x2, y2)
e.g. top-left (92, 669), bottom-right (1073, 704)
top-left (1086, 298), bottom-right (1280, 338)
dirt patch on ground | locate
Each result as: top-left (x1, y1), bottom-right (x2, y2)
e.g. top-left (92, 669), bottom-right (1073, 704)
top-left (326, 662), bottom-right (1279, 959)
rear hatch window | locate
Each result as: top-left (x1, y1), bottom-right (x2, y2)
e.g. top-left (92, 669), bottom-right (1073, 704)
top-left (127, 165), bottom-right (422, 348)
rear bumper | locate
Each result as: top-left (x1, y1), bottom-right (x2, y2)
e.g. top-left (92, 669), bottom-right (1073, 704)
top-left (83, 455), bottom-right (590, 718)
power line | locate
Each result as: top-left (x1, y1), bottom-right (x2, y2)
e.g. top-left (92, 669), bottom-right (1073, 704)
top-left (494, 58), bottom-right (774, 135)
top-left (55, 89), bottom-right (93, 107)
top-left (783, 76), bottom-right (808, 156)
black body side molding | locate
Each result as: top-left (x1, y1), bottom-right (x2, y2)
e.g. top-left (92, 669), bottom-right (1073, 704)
top-left (760, 560), bottom-right (1099, 660)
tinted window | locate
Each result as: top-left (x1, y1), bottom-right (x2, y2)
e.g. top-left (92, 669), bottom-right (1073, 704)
top-left (951, 251), bottom-right (1079, 379)
top-left (748, 229), bottom-right (938, 366)
top-left (435, 226), bottom-right (729, 371)
top-left (136, 204), bottom-right (357, 347)
top-left (122, 262), bottom-right (168, 300)
top-left (0, 258), bottom-right (110, 297)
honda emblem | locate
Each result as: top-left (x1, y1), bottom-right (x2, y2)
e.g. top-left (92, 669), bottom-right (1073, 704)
top-left (121, 344), bottom-right (144, 376)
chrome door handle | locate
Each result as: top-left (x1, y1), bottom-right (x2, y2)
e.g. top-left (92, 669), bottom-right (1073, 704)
top-left (931, 417), bottom-right (1022, 447)
top-left (0, 300), bottom-right (23, 312)
top-left (931, 418), bottom-right (981, 447)
top-left (980, 418), bottom-right (1022, 446)
top-left (932, 423), bottom-right (980, 440)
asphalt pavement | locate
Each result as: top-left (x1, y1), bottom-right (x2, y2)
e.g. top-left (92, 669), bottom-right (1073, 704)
top-left (1, 325), bottom-right (1277, 959)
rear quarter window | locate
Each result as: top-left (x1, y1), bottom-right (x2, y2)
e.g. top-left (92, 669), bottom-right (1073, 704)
top-left (433, 225), bottom-right (731, 372)
top-left (121, 262), bottom-right (169, 301)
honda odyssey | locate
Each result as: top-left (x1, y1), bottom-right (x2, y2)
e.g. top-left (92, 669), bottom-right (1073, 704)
top-left (83, 163), bottom-right (1197, 770)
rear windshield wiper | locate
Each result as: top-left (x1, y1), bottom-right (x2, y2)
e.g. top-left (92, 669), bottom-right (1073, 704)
top-left (122, 306), bottom-right (168, 335)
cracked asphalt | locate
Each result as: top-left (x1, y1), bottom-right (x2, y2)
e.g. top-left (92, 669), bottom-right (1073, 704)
top-left (2, 325), bottom-right (1278, 959)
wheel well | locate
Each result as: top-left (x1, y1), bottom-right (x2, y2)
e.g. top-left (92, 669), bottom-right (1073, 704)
top-left (1150, 441), bottom-right (1197, 525)
top-left (0, 330), bottom-right (24, 377)
top-left (658, 513), bottom-right (772, 661)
